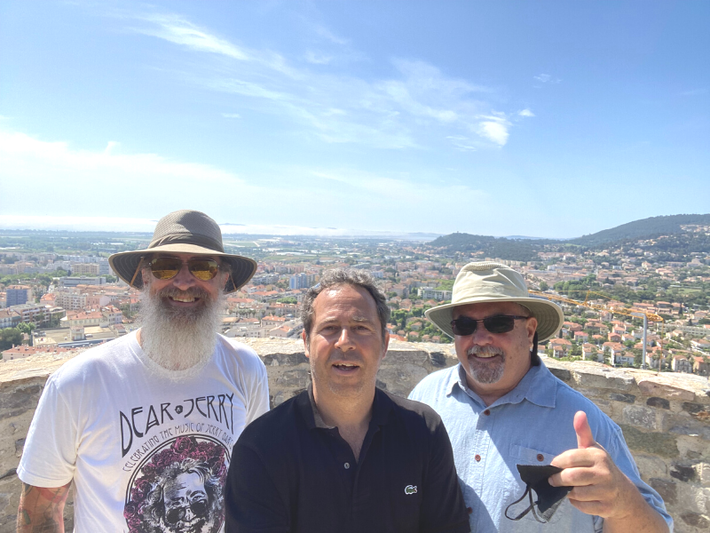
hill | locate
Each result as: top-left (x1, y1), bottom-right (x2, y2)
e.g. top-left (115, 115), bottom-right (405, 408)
top-left (570, 214), bottom-right (710, 246)
top-left (426, 213), bottom-right (710, 261)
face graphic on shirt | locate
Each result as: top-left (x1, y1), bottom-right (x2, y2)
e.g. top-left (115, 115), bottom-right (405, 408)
top-left (124, 436), bottom-right (228, 533)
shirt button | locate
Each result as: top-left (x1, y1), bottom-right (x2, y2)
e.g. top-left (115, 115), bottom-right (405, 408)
top-left (483, 409), bottom-right (491, 416)
top-left (475, 454), bottom-right (481, 462)
top-left (537, 454), bottom-right (544, 462)
top-left (344, 462), bottom-right (350, 469)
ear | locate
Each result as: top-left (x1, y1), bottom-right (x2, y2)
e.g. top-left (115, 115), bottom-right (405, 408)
top-left (302, 329), bottom-right (310, 358)
top-left (381, 331), bottom-right (390, 360)
top-left (221, 272), bottom-right (231, 291)
top-left (526, 317), bottom-right (538, 348)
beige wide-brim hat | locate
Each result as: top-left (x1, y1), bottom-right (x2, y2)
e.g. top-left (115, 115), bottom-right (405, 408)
top-left (426, 261), bottom-right (564, 342)
top-left (109, 210), bottom-right (257, 293)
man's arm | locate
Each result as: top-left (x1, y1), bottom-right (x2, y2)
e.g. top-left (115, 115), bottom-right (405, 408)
top-left (17, 482), bottom-right (71, 533)
top-left (549, 411), bottom-right (669, 533)
top-left (420, 420), bottom-right (471, 533)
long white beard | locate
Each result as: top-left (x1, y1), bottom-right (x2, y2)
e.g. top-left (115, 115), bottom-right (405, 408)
top-left (139, 286), bottom-right (226, 375)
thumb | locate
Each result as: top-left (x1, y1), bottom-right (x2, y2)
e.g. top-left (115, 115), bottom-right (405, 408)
top-left (574, 411), bottom-right (595, 449)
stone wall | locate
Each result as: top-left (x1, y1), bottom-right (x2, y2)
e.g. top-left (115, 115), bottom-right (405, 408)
top-left (1, 340), bottom-right (709, 532)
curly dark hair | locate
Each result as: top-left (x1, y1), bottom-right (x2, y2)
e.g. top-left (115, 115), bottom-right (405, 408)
top-left (300, 268), bottom-right (390, 343)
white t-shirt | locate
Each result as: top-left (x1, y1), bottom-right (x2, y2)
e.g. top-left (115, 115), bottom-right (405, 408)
top-left (18, 331), bottom-right (270, 533)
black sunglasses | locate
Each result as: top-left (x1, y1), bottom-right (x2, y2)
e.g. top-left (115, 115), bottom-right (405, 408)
top-left (450, 315), bottom-right (529, 336)
top-left (146, 256), bottom-right (221, 281)
top-left (165, 498), bottom-right (208, 524)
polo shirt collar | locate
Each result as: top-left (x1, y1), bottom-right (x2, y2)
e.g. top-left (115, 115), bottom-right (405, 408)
top-left (299, 383), bottom-right (392, 430)
top-left (451, 360), bottom-right (558, 409)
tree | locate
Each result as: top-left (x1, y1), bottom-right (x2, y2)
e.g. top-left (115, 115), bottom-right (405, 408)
top-left (0, 328), bottom-right (23, 350)
top-left (539, 281), bottom-right (549, 291)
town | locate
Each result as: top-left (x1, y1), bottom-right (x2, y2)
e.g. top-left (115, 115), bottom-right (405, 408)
top-left (1, 224), bottom-right (709, 377)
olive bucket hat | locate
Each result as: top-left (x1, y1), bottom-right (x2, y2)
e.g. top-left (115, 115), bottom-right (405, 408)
top-left (426, 261), bottom-right (564, 342)
top-left (108, 210), bottom-right (257, 293)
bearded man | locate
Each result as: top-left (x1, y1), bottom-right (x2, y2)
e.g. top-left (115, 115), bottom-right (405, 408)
top-left (17, 210), bottom-right (270, 532)
top-left (409, 262), bottom-right (672, 533)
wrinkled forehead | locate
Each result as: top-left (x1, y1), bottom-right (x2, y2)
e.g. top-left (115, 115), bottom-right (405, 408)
top-left (452, 301), bottom-right (530, 319)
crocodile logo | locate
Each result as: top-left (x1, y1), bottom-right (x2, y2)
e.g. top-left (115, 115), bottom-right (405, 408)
top-left (404, 485), bottom-right (418, 495)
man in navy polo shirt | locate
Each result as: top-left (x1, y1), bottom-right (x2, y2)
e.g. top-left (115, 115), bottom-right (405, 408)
top-left (225, 269), bottom-right (469, 533)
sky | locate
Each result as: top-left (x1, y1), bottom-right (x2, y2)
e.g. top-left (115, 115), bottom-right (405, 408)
top-left (0, 1), bottom-right (708, 239)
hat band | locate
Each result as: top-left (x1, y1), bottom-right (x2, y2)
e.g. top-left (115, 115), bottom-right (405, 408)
top-left (149, 233), bottom-right (224, 253)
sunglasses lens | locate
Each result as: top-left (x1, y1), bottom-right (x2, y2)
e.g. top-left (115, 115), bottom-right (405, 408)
top-left (149, 258), bottom-right (181, 280)
top-left (451, 315), bottom-right (521, 335)
top-left (451, 317), bottom-right (477, 336)
top-left (483, 316), bottom-right (517, 333)
top-left (189, 260), bottom-right (219, 281)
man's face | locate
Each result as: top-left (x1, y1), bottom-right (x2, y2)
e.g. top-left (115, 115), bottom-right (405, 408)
top-left (142, 253), bottom-right (228, 317)
top-left (163, 471), bottom-right (210, 533)
top-left (303, 284), bottom-right (389, 402)
top-left (138, 253), bottom-right (229, 371)
top-left (452, 301), bottom-right (537, 404)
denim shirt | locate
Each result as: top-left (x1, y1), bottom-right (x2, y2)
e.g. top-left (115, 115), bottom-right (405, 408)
top-left (409, 362), bottom-right (673, 533)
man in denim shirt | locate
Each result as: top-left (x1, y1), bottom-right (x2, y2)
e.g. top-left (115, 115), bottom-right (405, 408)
top-left (409, 262), bottom-right (672, 533)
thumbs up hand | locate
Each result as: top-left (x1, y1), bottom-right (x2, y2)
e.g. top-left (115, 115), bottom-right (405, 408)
top-left (548, 411), bottom-right (635, 520)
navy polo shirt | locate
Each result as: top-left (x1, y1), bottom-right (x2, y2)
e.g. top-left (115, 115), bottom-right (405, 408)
top-left (225, 386), bottom-right (470, 533)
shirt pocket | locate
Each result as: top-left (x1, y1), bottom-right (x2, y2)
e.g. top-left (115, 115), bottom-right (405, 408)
top-left (501, 444), bottom-right (570, 530)
top-left (509, 443), bottom-right (557, 465)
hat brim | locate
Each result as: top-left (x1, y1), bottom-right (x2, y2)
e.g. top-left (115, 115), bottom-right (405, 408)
top-left (426, 296), bottom-right (564, 342)
top-left (109, 243), bottom-right (257, 293)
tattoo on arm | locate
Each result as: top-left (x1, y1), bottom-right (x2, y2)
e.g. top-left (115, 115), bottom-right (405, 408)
top-left (17, 482), bottom-right (71, 533)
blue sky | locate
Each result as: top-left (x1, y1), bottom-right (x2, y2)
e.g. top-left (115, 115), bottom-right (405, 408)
top-left (0, 1), bottom-right (708, 238)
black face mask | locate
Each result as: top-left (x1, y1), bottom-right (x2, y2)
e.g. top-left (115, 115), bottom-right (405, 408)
top-left (504, 465), bottom-right (573, 523)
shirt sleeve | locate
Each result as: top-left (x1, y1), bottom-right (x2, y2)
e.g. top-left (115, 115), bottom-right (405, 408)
top-left (225, 439), bottom-right (291, 533)
top-left (17, 376), bottom-right (77, 488)
top-left (420, 418), bottom-right (471, 533)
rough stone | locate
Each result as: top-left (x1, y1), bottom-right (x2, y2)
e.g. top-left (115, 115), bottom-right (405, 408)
top-left (683, 402), bottom-right (710, 422)
top-left (680, 512), bottom-right (710, 528)
top-left (695, 463), bottom-right (710, 486)
top-left (14, 438), bottom-right (24, 458)
top-left (610, 393), bottom-right (636, 404)
top-left (619, 424), bottom-right (679, 458)
top-left (671, 465), bottom-right (697, 483)
top-left (428, 352), bottom-right (448, 367)
top-left (572, 366), bottom-right (634, 392)
top-left (262, 352), bottom-right (307, 366)
top-left (623, 405), bottom-right (659, 430)
top-left (0, 384), bottom-right (42, 419)
top-left (647, 397), bottom-right (671, 410)
top-left (548, 367), bottom-right (572, 382)
top-left (638, 379), bottom-right (696, 402)
top-left (633, 454), bottom-right (669, 479)
top-left (649, 478), bottom-right (677, 505)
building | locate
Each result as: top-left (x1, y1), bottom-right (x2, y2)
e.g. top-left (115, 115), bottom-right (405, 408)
top-left (289, 273), bottom-right (316, 290)
top-left (6, 285), bottom-right (32, 306)
top-left (71, 263), bottom-right (100, 276)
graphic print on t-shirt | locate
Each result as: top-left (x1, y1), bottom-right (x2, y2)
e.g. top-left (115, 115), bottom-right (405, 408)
top-left (123, 435), bottom-right (229, 533)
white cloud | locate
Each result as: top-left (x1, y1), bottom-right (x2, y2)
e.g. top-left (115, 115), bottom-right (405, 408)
top-left (533, 73), bottom-right (561, 85)
top-left (131, 14), bottom-right (250, 61)
top-left (304, 51), bottom-right (333, 65)
top-left (117, 11), bottom-right (519, 150)
top-left (222, 113), bottom-right (241, 119)
top-left (518, 109), bottom-right (535, 117)
top-left (475, 114), bottom-right (511, 146)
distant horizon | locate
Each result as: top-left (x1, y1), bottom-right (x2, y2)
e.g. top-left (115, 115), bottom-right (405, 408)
top-left (3, 212), bottom-right (707, 242)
